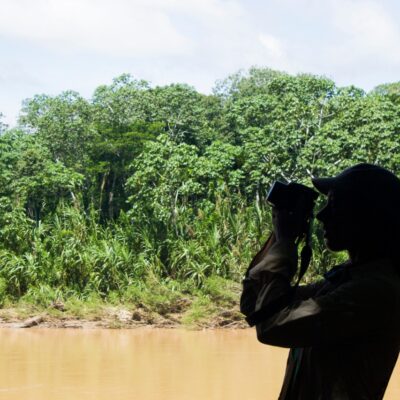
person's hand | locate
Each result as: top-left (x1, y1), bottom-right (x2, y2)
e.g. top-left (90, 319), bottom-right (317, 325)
top-left (272, 206), bottom-right (308, 243)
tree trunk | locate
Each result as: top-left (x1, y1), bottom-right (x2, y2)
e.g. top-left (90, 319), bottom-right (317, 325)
top-left (99, 171), bottom-right (109, 214)
top-left (108, 172), bottom-right (117, 219)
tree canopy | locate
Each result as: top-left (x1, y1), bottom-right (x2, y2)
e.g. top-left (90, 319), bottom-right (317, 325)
top-left (0, 67), bottom-right (399, 303)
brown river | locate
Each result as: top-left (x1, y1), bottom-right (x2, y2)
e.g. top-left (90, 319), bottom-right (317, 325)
top-left (0, 328), bottom-right (400, 400)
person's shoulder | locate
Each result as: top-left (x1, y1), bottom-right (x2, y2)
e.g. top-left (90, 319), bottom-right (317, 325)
top-left (318, 259), bottom-right (400, 309)
top-left (353, 259), bottom-right (400, 283)
top-left (351, 259), bottom-right (400, 301)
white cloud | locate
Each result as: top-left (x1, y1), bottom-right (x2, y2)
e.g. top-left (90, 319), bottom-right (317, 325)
top-left (1, 0), bottom-right (400, 126)
top-left (157, 0), bottom-right (243, 19)
top-left (259, 33), bottom-right (285, 60)
top-left (0, 0), bottom-right (249, 58)
top-left (0, 0), bottom-right (191, 56)
top-left (330, 0), bottom-right (400, 63)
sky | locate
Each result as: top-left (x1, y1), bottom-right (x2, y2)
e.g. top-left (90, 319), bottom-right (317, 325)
top-left (1, 0), bottom-right (400, 127)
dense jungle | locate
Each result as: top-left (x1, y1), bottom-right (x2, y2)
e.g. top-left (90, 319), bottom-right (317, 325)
top-left (0, 67), bottom-right (399, 327)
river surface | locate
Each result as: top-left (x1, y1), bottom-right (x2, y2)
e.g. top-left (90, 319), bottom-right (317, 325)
top-left (0, 328), bottom-right (400, 399)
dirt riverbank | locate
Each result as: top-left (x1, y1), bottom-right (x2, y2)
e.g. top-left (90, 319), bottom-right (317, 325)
top-left (0, 303), bottom-right (248, 329)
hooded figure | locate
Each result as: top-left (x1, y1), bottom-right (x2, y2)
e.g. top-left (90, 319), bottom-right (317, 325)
top-left (240, 163), bottom-right (400, 400)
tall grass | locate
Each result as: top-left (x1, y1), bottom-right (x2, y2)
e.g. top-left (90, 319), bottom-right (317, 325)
top-left (0, 198), bottom-right (343, 307)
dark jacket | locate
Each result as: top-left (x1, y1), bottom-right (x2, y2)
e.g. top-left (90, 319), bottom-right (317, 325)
top-left (240, 240), bottom-right (400, 400)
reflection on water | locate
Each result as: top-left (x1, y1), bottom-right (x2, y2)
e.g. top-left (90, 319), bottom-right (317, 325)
top-left (0, 328), bottom-right (399, 400)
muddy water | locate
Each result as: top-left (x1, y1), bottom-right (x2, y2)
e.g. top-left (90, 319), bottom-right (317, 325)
top-left (0, 329), bottom-right (399, 400)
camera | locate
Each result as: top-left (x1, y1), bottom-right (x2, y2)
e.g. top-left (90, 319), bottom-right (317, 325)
top-left (267, 181), bottom-right (319, 215)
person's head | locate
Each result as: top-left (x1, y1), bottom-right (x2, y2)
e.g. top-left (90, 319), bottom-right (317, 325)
top-left (312, 164), bottom-right (400, 259)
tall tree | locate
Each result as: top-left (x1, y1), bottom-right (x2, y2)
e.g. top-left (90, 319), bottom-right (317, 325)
top-left (19, 91), bottom-right (95, 169)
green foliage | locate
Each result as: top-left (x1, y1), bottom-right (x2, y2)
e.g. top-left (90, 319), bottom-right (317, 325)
top-left (181, 295), bottom-right (216, 327)
top-left (1, 67), bottom-right (400, 309)
top-left (21, 284), bottom-right (62, 307)
top-left (0, 277), bottom-right (8, 306)
top-left (121, 276), bottom-right (185, 316)
top-left (19, 91), bottom-right (95, 168)
top-left (88, 121), bottom-right (161, 219)
top-left (201, 276), bottom-right (239, 305)
top-left (372, 82), bottom-right (400, 105)
top-left (0, 113), bottom-right (7, 134)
